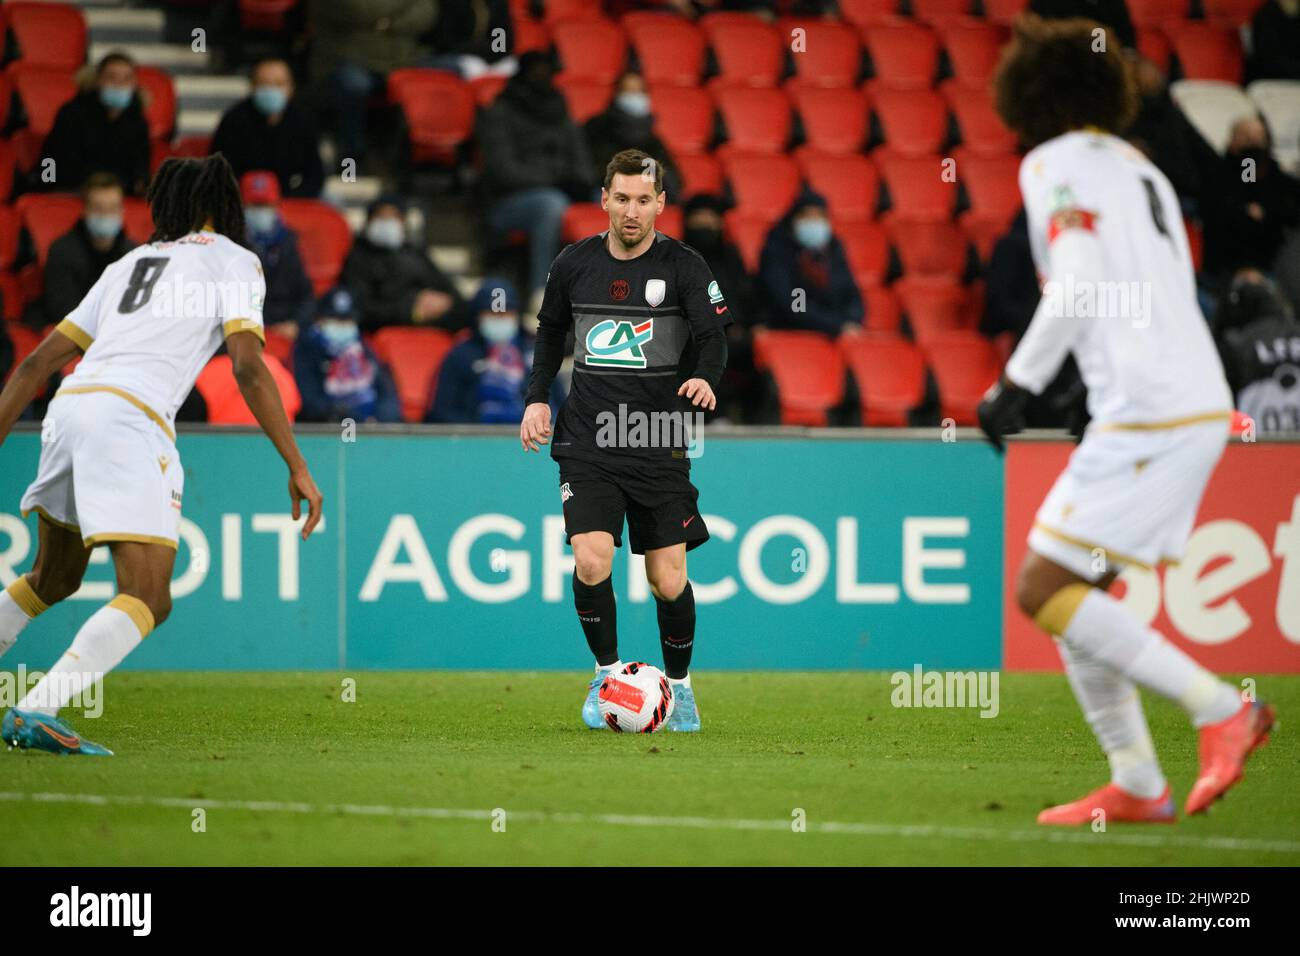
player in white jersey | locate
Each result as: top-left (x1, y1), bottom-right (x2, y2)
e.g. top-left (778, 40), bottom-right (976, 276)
top-left (978, 17), bottom-right (1274, 823)
top-left (0, 155), bottom-right (322, 755)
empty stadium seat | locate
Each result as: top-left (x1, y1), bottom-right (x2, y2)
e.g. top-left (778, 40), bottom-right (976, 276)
top-left (1247, 80), bottom-right (1300, 173)
top-left (723, 211), bottom-right (770, 272)
top-left (871, 88), bottom-right (949, 157)
top-left (0, 207), bottom-right (16, 271)
top-left (1169, 79), bottom-right (1255, 153)
top-left (0, 138), bottom-right (15, 203)
top-left (370, 327), bottom-right (454, 422)
top-left (1169, 23), bottom-right (1243, 84)
top-left (981, 0), bottom-right (1030, 24)
top-left (3, 321), bottom-right (42, 381)
top-left (468, 74), bottom-right (508, 106)
top-left (752, 329), bottom-right (846, 426)
top-left (675, 152), bottom-right (724, 198)
top-left (0, 71), bottom-right (11, 130)
top-left (656, 205), bottom-right (684, 238)
top-left (552, 17), bottom-right (627, 84)
top-left (863, 283), bottom-right (901, 333)
top-left (941, 21), bottom-right (1006, 89)
top-left (122, 197), bottom-right (154, 245)
top-left (196, 353), bottom-right (301, 425)
top-left (277, 199), bottom-right (352, 296)
top-left (264, 326), bottom-right (295, 367)
top-left (386, 69), bottom-right (476, 166)
top-left (955, 150), bottom-right (1021, 228)
top-left (563, 202), bottom-right (608, 242)
top-left (554, 75), bottom-right (612, 123)
top-left (624, 13), bottom-right (706, 87)
top-left (923, 330), bottom-right (1001, 425)
top-left (889, 219), bottom-right (969, 279)
top-left (239, 0), bottom-right (298, 33)
top-left (512, 15), bottom-right (550, 55)
top-left (700, 13), bottom-right (785, 88)
top-left (0, 274), bottom-right (24, 322)
top-left (793, 87), bottom-right (870, 154)
top-left (910, 0), bottom-right (972, 29)
top-left (863, 21), bottom-right (939, 90)
top-left (1202, 0), bottom-right (1266, 25)
top-left (879, 155), bottom-right (958, 220)
top-left (650, 85), bottom-right (715, 155)
top-left (540, 0), bottom-right (603, 23)
top-left (945, 85), bottom-right (1017, 155)
top-left (840, 333), bottom-right (925, 425)
top-left (722, 152), bottom-right (802, 222)
top-left (4, 2), bottom-right (86, 70)
top-left (798, 152), bottom-right (880, 221)
top-left (1126, 0), bottom-right (1189, 26)
top-left (835, 219), bottom-right (891, 287)
top-left (894, 276), bottom-right (971, 343)
top-left (779, 18), bottom-right (862, 89)
top-left (136, 66), bottom-right (176, 142)
top-left (715, 87), bottom-right (792, 154)
top-left (838, 0), bottom-right (899, 27)
top-left (1137, 28), bottom-right (1172, 73)
top-left (15, 192), bottom-right (81, 266)
top-left (8, 63), bottom-right (77, 140)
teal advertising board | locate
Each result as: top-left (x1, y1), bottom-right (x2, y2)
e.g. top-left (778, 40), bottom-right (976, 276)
top-left (0, 431), bottom-right (1004, 670)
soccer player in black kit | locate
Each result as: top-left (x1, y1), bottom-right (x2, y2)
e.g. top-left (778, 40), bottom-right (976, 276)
top-left (521, 149), bottom-right (730, 732)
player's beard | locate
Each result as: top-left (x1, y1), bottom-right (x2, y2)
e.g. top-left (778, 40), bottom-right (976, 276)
top-left (613, 215), bottom-right (653, 250)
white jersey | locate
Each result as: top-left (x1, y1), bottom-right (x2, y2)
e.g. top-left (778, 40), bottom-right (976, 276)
top-left (56, 230), bottom-right (266, 433)
top-left (1005, 130), bottom-right (1233, 428)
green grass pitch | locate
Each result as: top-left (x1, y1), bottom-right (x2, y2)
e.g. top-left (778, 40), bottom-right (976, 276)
top-left (1, 672), bottom-right (1295, 866)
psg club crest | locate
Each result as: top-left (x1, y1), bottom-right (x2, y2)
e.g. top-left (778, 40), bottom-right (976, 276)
top-left (644, 278), bottom-right (666, 308)
top-left (610, 279), bottom-right (630, 301)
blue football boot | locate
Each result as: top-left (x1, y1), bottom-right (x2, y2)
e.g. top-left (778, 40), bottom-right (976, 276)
top-left (582, 666), bottom-right (616, 729)
top-left (2, 708), bottom-right (113, 756)
top-left (666, 680), bottom-right (701, 732)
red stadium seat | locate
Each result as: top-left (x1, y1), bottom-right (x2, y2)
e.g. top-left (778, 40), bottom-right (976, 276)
top-left (1201, 0), bottom-right (1263, 26)
top-left (552, 17), bottom-right (627, 84)
top-left (197, 354), bottom-right (301, 424)
top-left (799, 153), bottom-right (880, 221)
top-left (910, 0), bottom-right (972, 29)
top-left (277, 199), bottom-right (352, 296)
top-left (15, 192), bottom-right (81, 266)
top-left (0, 274), bottom-right (25, 322)
top-left (541, 0), bottom-right (604, 23)
top-left (752, 329), bottom-right (846, 426)
top-left (863, 283), bottom-right (900, 333)
top-left (674, 152), bottom-right (724, 198)
top-left (835, 219), bottom-right (891, 287)
top-left (4, 321), bottom-right (42, 381)
top-left (982, 0), bottom-right (1030, 25)
top-left (779, 18), bottom-right (862, 89)
top-left (468, 74), bottom-right (508, 107)
top-left (624, 14), bottom-right (706, 88)
top-left (264, 326), bottom-right (295, 367)
top-left (1169, 23), bottom-right (1243, 84)
top-left (945, 85), bottom-right (1017, 155)
top-left (370, 327), bottom-right (455, 422)
top-left (122, 197), bottom-right (155, 245)
top-left (715, 87), bottom-right (792, 154)
top-left (840, 333), bottom-right (926, 425)
top-left (838, 0), bottom-right (900, 27)
top-left (386, 69), bottom-right (475, 165)
top-left (923, 330), bottom-right (1001, 425)
top-left (723, 211), bottom-right (769, 272)
top-left (4, 2), bottom-right (86, 70)
top-left (512, 16), bottom-right (550, 55)
top-left (0, 138), bottom-right (15, 202)
top-left (941, 21), bottom-right (1007, 90)
top-left (136, 66), bottom-right (176, 142)
top-left (562, 202), bottom-right (608, 243)
top-left (889, 219), bottom-right (968, 279)
top-left (650, 85), bottom-right (715, 155)
top-left (0, 71), bottom-right (12, 130)
top-left (0, 206), bottom-right (18, 269)
top-left (863, 21), bottom-right (939, 90)
top-left (1126, 0), bottom-right (1188, 26)
top-left (656, 205), bottom-right (684, 238)
top-left (956, 150), bottom-right (1021, 229)
top-left (555, 75), bottom-right (612, 123)
top-left (721, 152), bottom-right (801, 222)
top-left (8, 64), bottom-right (77, 140)
top-left (895, 276), bottom-right (972, 343)
top-left (879, 154), bottom-right (958, 221)
top-left (792, 87), bottom-right (870, 154)
top-left (1137, 28), bottom-right (1172, 73)
top-left (960, 215), bottom-right (1008, 264)
top-left (239, 0), bottom-right (298, 33)
top-left (700, 13), bottom-right (785, 88)
top-left (872, 88), bottom-right (949, 157)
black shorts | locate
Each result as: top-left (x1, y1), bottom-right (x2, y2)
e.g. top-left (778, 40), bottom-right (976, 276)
top-left (558, 457), bottom-right (709, 555)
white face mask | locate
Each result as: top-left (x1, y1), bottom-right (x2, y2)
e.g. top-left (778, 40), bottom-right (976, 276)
top-left (366, 218), bottom-right (404, 250)
top-left (479, 315), bottom-right (519, 344)
top-left (615, 91), bottom-right (651, 118)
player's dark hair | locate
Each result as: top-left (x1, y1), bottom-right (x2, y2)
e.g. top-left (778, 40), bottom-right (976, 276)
top-left (993, 14), bottom-right (1138, 149)
top-left (147, 154), bottom-right (246, 244)
top-left (604, 148), bottom-right (664, 196)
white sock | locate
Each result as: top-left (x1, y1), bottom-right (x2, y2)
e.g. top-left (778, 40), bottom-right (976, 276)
top-left (1058, 641), bottom-right (1166, 799)
top-left (598, 659), bottom-right (622, 673)
top-left (16, 596), bottom-right (153, 716)
top-left (0, 576), bottom-right (49, 659)
top-left (668, 673), bottom-right (691, 687)
top-left (1058, 588), bottom-right (1241, 728)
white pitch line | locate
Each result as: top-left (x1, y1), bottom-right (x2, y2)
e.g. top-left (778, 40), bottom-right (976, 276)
top-left (1, 791), bottom-right (1298, 854)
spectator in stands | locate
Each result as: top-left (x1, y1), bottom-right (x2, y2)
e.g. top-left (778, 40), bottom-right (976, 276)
top-left (1213, 270), bottom-right (1300, 433)
top-left (758, 190), bottom-right (863, 337)
top-left (1028, 0), bottom-right (1136, 49)
top-left (1201, 114), bottom-right (1300, 281)
top-left (1249, 0), bottom-right (1300, 82)
top-left (295, 286), bottom-right (401, 424)
top-left (426, 0), bottom-right (517, 80)
top-left (476, 51), bottom-right (593, 308)
top-left (241, 171), bottom-right (315, 340)
top-left (211, 58), bottom-right (324, 198)
top-left (41, 52), bottom-right (150, 196)
top-left (308, 0), bottom-right (438, 162)
top-left (583, 73), bottom-right (680, 200)
top-left (428, 277), bottom-right (549, 423)
top-left (1127, 57), bottom-right (1218, 208)
top-left (36, 173), bottom-right (135, 327)
top-left (342, 196), bottom-right (471, 333)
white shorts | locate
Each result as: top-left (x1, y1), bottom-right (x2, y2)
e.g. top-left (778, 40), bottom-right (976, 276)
top-left (1028, 417), bottom-right (1229, 580)
top-left (20, 390), bottom-right (183, 549)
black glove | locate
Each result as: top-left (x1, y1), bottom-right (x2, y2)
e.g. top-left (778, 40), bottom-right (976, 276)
top-left (977, 377), bottom-right (1029, 453)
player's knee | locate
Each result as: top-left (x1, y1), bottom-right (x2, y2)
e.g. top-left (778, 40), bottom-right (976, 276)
top-left (572, 541), bottom-right (613, 585)
top-left (647, 565), bottom-right (686, 602)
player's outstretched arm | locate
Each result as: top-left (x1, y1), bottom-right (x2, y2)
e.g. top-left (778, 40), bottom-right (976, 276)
top-left (0, 328), bottom-right (83, 447)
top-left (227, 331), bottom-right (323, 540)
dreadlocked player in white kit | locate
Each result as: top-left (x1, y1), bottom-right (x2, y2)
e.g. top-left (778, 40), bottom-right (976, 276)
top-left (0, 155), bottom-right (323, 755)
top-left (978, 17), bottom-right (1275, 824)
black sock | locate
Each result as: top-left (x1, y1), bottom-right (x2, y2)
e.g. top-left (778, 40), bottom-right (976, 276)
top-left (656, 581), bottom-right (695, 680)
top-left (574, 574), bottom-right (619, 667)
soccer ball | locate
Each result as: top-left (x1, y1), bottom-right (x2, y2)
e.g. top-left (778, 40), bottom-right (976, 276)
top-left (597, 662), bottom-right (674, 733)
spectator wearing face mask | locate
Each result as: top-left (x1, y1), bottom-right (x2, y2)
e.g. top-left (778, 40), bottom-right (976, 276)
top-left (211, 58), bottom-right (325, 198)
top-left (342, 196), bottom-right (472, 333)
top-left (1201, 115), bottom-right (1300, 282)
top-left (1214, 270), bottom-right (1300, 434)
top-left (242, 171), bottom-right (315, 340)
top-left (583, 73), bottom-right (680, 200)
top-left (34, 172), bottom-right (136, 328)
top-left (758, 189), bottom-right (863, 337)
top-left (295, 286), bottom-right (402, 423)
top-left (40, 52), bottom-right (150, 196)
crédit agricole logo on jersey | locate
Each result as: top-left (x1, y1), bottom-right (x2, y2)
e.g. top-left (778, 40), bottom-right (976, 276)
top-left (585, 318), bottom-right (655, 369)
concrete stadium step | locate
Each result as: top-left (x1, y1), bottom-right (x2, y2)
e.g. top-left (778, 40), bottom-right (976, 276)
top-left (82, 7), bottom-right (166, 45)
top-left (90, 41), bottom-right (212, 75)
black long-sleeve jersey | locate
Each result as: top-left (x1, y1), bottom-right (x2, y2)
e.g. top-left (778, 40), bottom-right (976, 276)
top-left (525, 230), bottom-right (731, 471)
